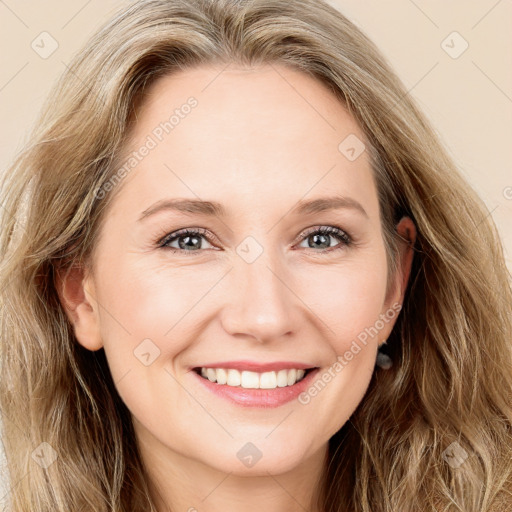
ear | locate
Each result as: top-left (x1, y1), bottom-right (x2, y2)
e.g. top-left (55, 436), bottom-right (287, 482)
top-left (386, 216), bottom-right (417, 309)
top-left (55, 263), bottom-right (103, 351)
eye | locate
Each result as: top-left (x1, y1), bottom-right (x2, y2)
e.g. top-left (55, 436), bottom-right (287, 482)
top-left (296, 225), bottom-right (352, 252)
top-left (157, 227), bottom-right (216, 255)
top-left (156, 225), bottom-right (352, 255)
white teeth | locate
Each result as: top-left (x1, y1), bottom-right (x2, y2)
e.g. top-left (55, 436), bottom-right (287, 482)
top-left (216, 368), bottom-right (227, 385)
top-left (226, 369), bottom-right (241, 386)
top-left (241, 371), bottom-right (260, 389)
top-left (276, 369), bottom-right (288, 387)
top-left (259, 371), bottom-right (277, 389)
top-left (197, 367), bottom-right (310, 389)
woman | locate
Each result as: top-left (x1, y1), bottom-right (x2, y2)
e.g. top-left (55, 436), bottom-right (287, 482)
top-left (1, 0), bottom-right (511, 510)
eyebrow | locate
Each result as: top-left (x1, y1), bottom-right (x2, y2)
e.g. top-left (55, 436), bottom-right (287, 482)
top-left (138, 195), bottom-right (369, 222)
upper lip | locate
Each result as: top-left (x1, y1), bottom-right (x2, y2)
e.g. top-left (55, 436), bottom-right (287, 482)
top-left (192, 360), bottom-right (317, 372)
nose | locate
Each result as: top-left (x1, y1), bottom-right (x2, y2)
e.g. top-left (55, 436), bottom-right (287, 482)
top-left (219, 249), bottom-right (298, 343)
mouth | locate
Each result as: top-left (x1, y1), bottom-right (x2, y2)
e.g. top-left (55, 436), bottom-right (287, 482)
top-left (192, 366), bottom-right (318, 390)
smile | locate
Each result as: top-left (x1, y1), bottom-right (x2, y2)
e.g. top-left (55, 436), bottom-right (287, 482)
top-left (195, 367), bottom-right (314, 389)
top-left (191, 365), bottom-right (320, 408)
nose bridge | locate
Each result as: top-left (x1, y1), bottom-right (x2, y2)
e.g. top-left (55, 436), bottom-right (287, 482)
top-left (221, 239), bottom-right (296, 341)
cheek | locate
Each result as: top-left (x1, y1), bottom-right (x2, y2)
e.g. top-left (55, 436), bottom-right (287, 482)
top-left (293, 255), bottom-right (389, 350)
top-left (293, 262), bottom-right (389, 438)
top-left (95, 257), bottom-right (226, 363)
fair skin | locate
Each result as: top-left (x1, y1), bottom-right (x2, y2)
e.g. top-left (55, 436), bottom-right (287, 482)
top-left (57, 63), bottom-right (416, 512)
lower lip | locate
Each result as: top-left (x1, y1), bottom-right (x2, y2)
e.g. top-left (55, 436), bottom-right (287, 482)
top-left (192, 368), bottom-right (320, 408)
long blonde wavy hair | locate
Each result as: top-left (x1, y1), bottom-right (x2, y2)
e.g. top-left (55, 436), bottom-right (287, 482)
top-left (1, 0), bottom-right (511, 510)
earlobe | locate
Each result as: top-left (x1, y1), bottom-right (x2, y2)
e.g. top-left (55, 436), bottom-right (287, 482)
top-left (55, 263), bottom-right (104, 351)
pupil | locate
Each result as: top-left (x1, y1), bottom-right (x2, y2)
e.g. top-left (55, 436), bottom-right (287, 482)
top-left (311, 233), bottom-right (329, 249)
top-left (179, 235), bottom-right (200, 250)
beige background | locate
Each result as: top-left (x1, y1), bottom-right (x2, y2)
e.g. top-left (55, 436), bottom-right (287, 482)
top-left (0, 0), bottom-right (511, 502)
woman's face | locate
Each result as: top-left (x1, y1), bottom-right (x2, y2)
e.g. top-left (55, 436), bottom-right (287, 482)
top-left (63, 64), bottom-right (414, 477)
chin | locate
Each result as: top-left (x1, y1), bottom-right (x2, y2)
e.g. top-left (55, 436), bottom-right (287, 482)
top-left (198, 442), bottom-right (311, 476)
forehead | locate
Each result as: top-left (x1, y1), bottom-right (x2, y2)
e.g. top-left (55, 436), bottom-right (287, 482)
top-left (130, 63), bottom-right (363, 155)
top-left (107, 63), bottom-right (378, 222)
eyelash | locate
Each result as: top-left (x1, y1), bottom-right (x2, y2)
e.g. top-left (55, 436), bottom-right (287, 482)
top-left (156, 225), bottom-right (353, 256)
